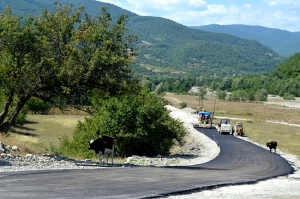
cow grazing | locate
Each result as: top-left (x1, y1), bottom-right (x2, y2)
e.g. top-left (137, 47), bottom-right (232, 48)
top-left (88, 135), bottom-right (117, 165)
top-left (266, 141), bottom-right (277, 153)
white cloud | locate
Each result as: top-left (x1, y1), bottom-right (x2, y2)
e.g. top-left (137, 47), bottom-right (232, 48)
top-left (188, 0), bottom-right (207, 7)
top-left (98, 0), bottom-right (300, 31)
top-left (203, 4), bottom-right (228, 16)
top-left (266, 0), bottom-right (300, 7)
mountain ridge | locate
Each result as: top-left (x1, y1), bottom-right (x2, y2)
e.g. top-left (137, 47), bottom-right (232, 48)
top-left (191, 24), bottom-right (300, 57)
top-left (0, 0), bottom-right (287, 77)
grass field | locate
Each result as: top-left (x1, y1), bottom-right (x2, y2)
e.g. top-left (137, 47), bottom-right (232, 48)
top-left (1, 92), bottom-right (300, 158)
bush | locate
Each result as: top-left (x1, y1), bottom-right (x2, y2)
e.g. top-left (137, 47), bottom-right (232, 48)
top-left (256, 89), bottom-right (268, 101)
top-left (15, 111), bottom-right (27, 125)
top-left (26, 97), bottom-right (51, 114)
top-left (59, 89), bottom-right (187, 158)
top-left (228, 91), bottom-right (239, 102)
top-left (217, 90), bottom-right (227, 100)
top-left (179, 102), bottom-right (187, 109)
top-left (283, 93), bottom-right (295, 100)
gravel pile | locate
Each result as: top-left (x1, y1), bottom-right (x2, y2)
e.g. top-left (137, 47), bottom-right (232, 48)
top-left (0, 140), bottom-right (91, 172)
top-left (0, 153), bottom-right (89, 172)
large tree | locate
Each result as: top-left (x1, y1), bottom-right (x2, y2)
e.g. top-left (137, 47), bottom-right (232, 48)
top-left (0, 3), bottom-right (137, 133)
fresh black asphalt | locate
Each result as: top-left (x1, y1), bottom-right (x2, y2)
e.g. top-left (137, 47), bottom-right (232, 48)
top-left (0, 128), bottom-right (293, 199)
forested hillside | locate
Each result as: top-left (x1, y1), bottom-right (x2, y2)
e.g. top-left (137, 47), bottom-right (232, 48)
top-left (223, 53), bottom-right (300, 100)
top-left (270, 53), bottom-right (300, 80)
top-left (0, 0), bottom-right (137, 19)
top-left (192, 24), bottom-right (300, 57)
top-left (127, 16), bottom-right (283, 77)
top-left (0, 0), bottom-right (285, 78)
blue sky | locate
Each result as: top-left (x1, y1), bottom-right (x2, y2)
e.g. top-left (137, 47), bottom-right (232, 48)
top-left (98, 0), bottom-right (300, 32)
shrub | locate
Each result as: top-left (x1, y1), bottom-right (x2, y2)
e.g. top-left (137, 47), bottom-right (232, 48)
top-left (15, 111), bottom-right (27, 125)
top-left (283, 93), bottom-right (295, 100)
top-left (59, 89), bottom-right (187, 158)
top-left (256, 89), bottom-right (268, 101)
top-left (179, 102), bottom-right (187, 109)
top-left (26, 97), bottom-right (51, 114)
top-left (217, 91), bottom-right (227, 100)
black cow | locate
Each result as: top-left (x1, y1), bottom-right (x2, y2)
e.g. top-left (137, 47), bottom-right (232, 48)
top-left (88, 135), bottom-right (117, 164)
top-left (266, 141), bottom-right (277, 153)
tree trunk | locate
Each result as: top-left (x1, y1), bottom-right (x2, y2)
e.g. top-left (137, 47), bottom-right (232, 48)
top-left (0, 95), bottom-right (29, 133)
top-left (0, 91), bottom-right (14, 124)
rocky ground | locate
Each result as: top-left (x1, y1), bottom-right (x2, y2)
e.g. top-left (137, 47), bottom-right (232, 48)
top-left (1, 105), bottom-right (300, 199)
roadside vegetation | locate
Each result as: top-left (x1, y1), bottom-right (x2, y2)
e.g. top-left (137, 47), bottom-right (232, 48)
top-left (0, 4), bottom-right (187, 160)
top-left (59, 89), bottom-right (186, 159)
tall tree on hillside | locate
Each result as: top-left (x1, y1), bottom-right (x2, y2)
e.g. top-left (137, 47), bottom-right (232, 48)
top-left (0, 4), bottom-right (137, 133)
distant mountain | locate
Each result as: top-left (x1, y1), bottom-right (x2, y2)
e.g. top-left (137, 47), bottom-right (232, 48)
top-left (126, 17), bottom-right (284, 77)
top-left (0, 0), bottom-right (285, 77)
top-left (191, 24), bottom-right (300, 57)
top-left (0, 0), bottom-right (137, 19)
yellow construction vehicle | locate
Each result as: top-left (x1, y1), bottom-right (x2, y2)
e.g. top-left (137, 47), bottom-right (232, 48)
top-left (233, 122), bottom-right (244, 136)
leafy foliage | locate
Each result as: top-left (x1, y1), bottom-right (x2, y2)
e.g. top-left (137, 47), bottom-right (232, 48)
top-left (217, 91), bottom-right (227, 100)
top-left (59, 89), bottom-right (187, 158)
top-left (26, 97), bottom-right (51, 114)
top-left (0, 92), bottom-right (27, 125)
top-left (283, 93), bottom-right (295, 100)
top-left (179, 102), bottom-right (187, 109)
top-left (0, 4), bottom-right (137, 133)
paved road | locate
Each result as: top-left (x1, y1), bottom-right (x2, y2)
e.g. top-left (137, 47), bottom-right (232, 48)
top-left (0, 128), bottom-right (293, 199)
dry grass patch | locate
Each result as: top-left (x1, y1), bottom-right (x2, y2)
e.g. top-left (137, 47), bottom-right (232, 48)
top-left (243, 121), bottom-right (300, 156)
top-left (1, 114), bottom-right (86, 156)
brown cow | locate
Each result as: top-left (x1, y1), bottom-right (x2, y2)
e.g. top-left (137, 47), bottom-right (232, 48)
top-left (88, 136), bottom-right (117, 164)
top-left (266, 141), bottom-right (277, 153)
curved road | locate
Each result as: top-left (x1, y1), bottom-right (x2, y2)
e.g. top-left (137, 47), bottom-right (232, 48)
top-left (0, 128), bottom-right (293, 198)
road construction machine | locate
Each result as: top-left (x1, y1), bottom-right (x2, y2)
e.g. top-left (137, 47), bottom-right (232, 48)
top-left (216, 118), bottom-right (233, 134)
top-left (197, 111), bottom-right (213, 128)
top-left (233, 122), bottom-right (244, 136)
